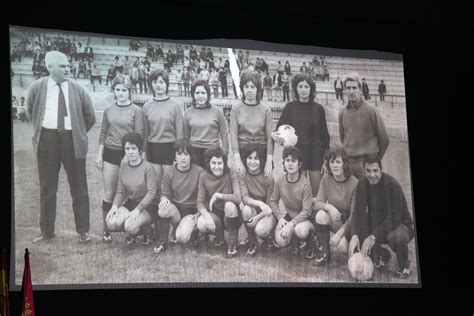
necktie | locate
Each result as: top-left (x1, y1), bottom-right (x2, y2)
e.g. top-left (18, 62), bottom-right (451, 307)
top-left (57, 82), bottom-right (68, 132)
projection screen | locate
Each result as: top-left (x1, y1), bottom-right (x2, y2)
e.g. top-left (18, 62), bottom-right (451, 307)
top-left (9, 25), bottom-right (420, 289)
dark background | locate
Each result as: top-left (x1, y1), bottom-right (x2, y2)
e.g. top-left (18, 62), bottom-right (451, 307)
top-left (1, 1), bottom-right (469, 315)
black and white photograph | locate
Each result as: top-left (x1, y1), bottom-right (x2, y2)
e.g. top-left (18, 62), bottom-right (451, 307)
top-left (9, 25), bottom-right (419, 288)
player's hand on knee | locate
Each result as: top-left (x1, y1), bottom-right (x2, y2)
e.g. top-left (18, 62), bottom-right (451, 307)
top-left (159, 198), bottom-right (171, 210)
top-left (260, 203), bottom-right (273, 217)
top-left (348, 235), bottom-right (360, 257)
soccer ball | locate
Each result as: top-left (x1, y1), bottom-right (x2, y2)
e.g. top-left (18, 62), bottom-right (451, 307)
top-left (348, 252), bottom-right (375, 281)
top-left (276, 124), bottom-right (298, 147)
top-left (175, 214), bottom-right (198, 243)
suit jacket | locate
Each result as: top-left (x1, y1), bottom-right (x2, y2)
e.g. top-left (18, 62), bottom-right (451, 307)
top-left (26, 77), bottom-right (96, 159)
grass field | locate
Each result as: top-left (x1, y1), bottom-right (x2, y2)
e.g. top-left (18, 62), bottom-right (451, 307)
top-left (12, 92), bottom-right (419, 287)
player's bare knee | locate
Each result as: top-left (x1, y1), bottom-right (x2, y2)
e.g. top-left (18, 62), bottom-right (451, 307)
top-left (241, 205), bottom-right (254, 221)
top-left (224, 202), bottom-right (238, 217)
top-left (196, 215), bottom-right (208, 233)
top-left (295, 222), bottom-right (312, 239)
top-left (255, 221), bottom-right (271, 238)
top-left (315, 210), bottom-right (330, 225)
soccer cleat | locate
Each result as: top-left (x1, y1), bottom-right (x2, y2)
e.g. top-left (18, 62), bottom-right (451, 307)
top-left (305, 248), bottom-right (315, 260)
top-left (396, 268), bottom-right (410, 279)
top-left (246, 245), bottom-right (257, 257)
top-left (142, 235), bottom-right (151, 246)
top-left (153, 242), bottom-right (167, 254)
top-left (79, 232), bottom-right (91, 244)
top-left (239, 237), bottom-right (249, 248)
top-left (125, 235), bottom-right (135, 245)
top-left (374, 248), bottom-right (392, 269)
top-left (102, 232), bottom-right (112, 244)
top-left (226, 245), bottom-right (238, 258)
top-left (313, 251), bottom-right (329, 266)
top-left (214, 238), bottom-right (225, 248)
top-left (32, 233), bottom-right (55, 243)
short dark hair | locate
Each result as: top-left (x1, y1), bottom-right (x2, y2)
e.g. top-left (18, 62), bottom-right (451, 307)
top-left (190, 80), bottom-right (212, 108)
top-left (324, 145), bottom-right (351, 179)
top-left (363, 153), bottom-right (382, 169)
top-left (292, 73), bottom-right (317, 101)
top-left (174, 139), bottom-right (194, 156)
top-left (122, 132), bottom-right (143, 152)
top-left (344, 75), bottom-right (361, 89)
top-left (282, 146), bottom-right (303, 175)
top-left (241, 142), bottom-right (265, 174)
top-left (203, 145), bottom-right (229, 175)
top-left (148, 69), bottom-right (169, 95)
top-left (239, 70), bottom-right (262, 103)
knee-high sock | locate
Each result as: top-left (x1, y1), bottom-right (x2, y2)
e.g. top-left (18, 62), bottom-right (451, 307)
top-left (225, 216), bottom-right (241, 246)
top-left (102, 200), bottom-right (112, 232)
top-left (158, 216), bottom-right (171, 244)
top-left (315, 223), bottom-right (330, 255)
top-left (244, 222), bottom-right (258, 247)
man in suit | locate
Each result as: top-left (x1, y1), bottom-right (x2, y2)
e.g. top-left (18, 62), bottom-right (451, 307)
top-left (26, 51), bottom-right (96, 243)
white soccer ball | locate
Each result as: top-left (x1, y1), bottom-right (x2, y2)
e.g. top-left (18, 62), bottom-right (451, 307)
top-left (277, 124), bottom-right (298, 147)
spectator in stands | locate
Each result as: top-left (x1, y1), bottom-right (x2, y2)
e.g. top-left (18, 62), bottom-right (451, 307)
top-left (146, 43), bottom-right (155, 61)
top-left (255, 57), bottom-right (263, 73)
top-left (263, 72), bottom-right (273, 101)
top-left (209, 68), bottom-right (219, 98)
top-left (138, 60), bottom-right (147, 94)
top-left (90, 63), bottom-right (102, 91)
top-left (76, 42), bottom-right (84, 60)
top-left (313, 55), bottom-right (320, 67)
top-left (208, 57), bottom-right (215, 71)
top-left (218, 67), bottom-right (228, 98)
top-left (12, 95), bottom-right (20, 108)
top-left (238, 50), bottom-right (244, 65)
top-left (282, 71), bottom-right (290, 102)
top-left (96, 75), bottom-right (144, 243)
top-left (272, 71), bottom-right (282, 101)
top-left (39, 60), bottom-right (48, 77)
top-left (130, 63), bottom-right (139, 93)
top-left (143, 69), bottom-right (184, 200)
top-left (122, 56), bottom-right (131, 77)
top-left (200, 47), bottom-right (207, 62)
top-left (184, 46), bottom-right (190, 61)
top-left (348, 154), bottom-right (414, 279)
top-left (273, 73), bottom-right (330, 197)
top-left (231, 71), bottom-right (274, 177)
top-left (106, 65), bottom-right (115, 87)
top-left (334, 75), bottom-right (344, 100)
top-left (261, 58), bottom-right (269, 74)
top-left (361, 78), bottom-right (370, 100)
top-left (156, 44), bottom-right (164, 61)
top-left (277, 61), bottom-right (284, 74)
top-left (378, 80), bottom-right (387, 102)
top-left (315, 64), bottom-right (322, 81)
top-left (84, 43), bottom-right (94, 60)
top-left (184, 80), bottom-right (229, 168)
top-left (244, 51), bottom-right (250, 65)
top-left (284, 61), bottom-right (291, 76)
top-left (199, 67), bottom-right (210, 82)
top-left (70, 42), bottom-right (78, 61)
top-left (112, 56), bottom-right (123, 77)
top-left (189, 46), bottom-right (198, 61)
top-left (300, 62), bottom-right (308, 74)
top-left (222, 59), bottom-right (230, 73)
top-left (176, 44), bottom-right (184, 63)
top-left (338, 74), bottom-right (389, 179)
top-left (206, 48), bottom-right (214, 63)
top-left (78, 59), bottom-right (87, 79)
top-left (182, 67), bottom-right (192, 97)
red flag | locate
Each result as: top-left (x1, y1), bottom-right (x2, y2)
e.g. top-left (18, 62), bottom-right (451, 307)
top-left (0, 250), bottom-right (10, 316)
top-left (21, 249), bottom-right (34, 316)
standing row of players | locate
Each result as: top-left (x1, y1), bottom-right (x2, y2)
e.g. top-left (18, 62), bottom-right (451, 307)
top-left (98, 69), bottom-right (413, 278)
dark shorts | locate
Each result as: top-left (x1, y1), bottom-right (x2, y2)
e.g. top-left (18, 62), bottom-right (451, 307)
top-left (296, 143), bottom-right (323, 172)
top-left (147, 142), bottom-right (175, 165)
top-left (123, 199), bottom-right (157, 218)
top-left (191, 146), bottom-right (207, 169)
top-left (176, 205), bottom-right (198, 218)
top-left (103, 146), bottom-right (124, 166)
